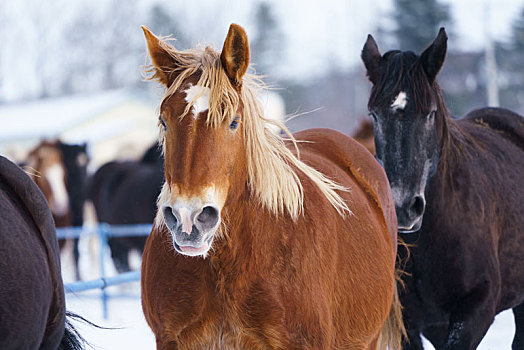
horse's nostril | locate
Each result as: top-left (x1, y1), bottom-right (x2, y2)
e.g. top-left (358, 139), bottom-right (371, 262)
top-left (411, 196), bottom-right (425, 217)
top-left (163, 206), bottom-right (178, 229)
top-left (196, 206), bottom-right (219, 230)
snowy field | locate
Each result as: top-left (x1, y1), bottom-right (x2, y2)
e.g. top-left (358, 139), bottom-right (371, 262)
top-left (66, 286), bottom-right (515, 349)
top-left (62, 237), bottom-right (515, 349)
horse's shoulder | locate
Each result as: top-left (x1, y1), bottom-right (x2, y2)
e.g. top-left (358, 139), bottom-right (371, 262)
top-left (462, 107), bottom-right (524, 150)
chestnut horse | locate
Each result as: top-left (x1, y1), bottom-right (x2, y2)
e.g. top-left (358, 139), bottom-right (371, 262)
top-left (0, 155), bottom-right (83, 349)
top-left (141, 24), bottom-right (403, 349)
top-left (352, 118), bottom-right (376, 155)
top-left (362, 28), bottom-right (524, 349)
top-left (26, 140), bottom-right (88, 280)
top-left (27, 141), bottom-right (72, 227)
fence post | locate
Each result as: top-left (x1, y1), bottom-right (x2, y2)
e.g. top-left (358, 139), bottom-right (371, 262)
top-left (99, 223), bottom-right (110, 319)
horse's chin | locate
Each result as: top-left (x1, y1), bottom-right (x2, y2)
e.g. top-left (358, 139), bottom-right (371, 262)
top-left (175, 242), bottom-right (210, 257)
top-left (398, 219), bottom-right (422, 234)
top-left (171, 233), bottom-right (215, 258)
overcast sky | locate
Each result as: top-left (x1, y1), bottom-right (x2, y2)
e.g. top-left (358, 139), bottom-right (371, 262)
top-left (162, 0), bottom-right (522, 79)
top-left (1, 0), bottom-right (522, 102)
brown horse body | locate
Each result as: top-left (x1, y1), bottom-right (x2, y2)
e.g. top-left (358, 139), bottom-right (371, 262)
top-left (143, 128), bottom-right (398, 349)
top-left (26, 140), bottom-right (88, 280)
top-left (141, 24), bottom-right (403, 349)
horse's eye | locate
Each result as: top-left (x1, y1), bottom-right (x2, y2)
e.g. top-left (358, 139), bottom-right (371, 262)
top-left (160, 118), bottom-right (167, 131)
top-left (230, 118), bottom-right (240, 130)
top-left (427, 111), bottom-right (436, 120)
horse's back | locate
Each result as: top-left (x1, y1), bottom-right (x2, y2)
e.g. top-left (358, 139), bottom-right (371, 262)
top-left (293, 128), bottom-right (397, 252)
top-left (457, 107), bottom-right (524, 189)
top-left (89, 161), bottom-right (139, 221)
top-left (0, 156), bottom-right (65, 349)
top-left (90, 159), bottom-right (162, 225)
top-left (463, 107), bottom-right (524, 151)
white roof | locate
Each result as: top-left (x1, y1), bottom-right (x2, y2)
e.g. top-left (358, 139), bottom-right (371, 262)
top-left (0, 89), bottom-right (159, 162)
top-left (0, 90), bottom-right (144, 142)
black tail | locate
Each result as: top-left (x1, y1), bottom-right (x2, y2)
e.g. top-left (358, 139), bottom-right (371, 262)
top-left (58, 311), bottom-right (115, 350)
top-left (58, 313), bottom-right (85, 350)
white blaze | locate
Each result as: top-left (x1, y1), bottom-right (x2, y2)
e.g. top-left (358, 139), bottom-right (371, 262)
top-left (46, 164), bottom-right (69, 216)
top-left (391, 91), bottom-right (408, 111)
top-left (178, 207), bottom-right (193, 234)
top-left (184, 85), bottom-right (210, 118)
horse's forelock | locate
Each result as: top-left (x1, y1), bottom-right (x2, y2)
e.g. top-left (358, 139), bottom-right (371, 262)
top-left (370, 50), bottom-right (437, 115)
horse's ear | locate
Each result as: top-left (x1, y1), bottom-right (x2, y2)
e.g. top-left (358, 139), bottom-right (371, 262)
top-left (142, 25), bottom-right (179, 86)
top-left (361, 35), bottom-right (381, 85)
top-left (220, 24), bottom-right (250, 87)
top-left (420, 27), bottom-right (447, 84)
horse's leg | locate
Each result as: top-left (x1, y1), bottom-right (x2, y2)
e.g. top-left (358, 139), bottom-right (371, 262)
top-left (108, 238), bottom-right (130, 273)
top-left (441, 283), bottom-right (497, 350)
top-left (512, 301), bottom-right (524, 349)
top-left (73, 237), bottom-right (81, 280)
top-left (403, 328), bottom-right (423, 350)
top-left (398, 254), bottom-right (424, 350)
top-left (422, 324), bottom-right (448, 349)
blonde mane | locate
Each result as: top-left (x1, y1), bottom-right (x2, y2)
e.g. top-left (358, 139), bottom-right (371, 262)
top-left (146, 43), bottom-right (349, 221)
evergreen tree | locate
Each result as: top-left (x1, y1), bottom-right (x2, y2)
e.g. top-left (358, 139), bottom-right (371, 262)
top-left (251, 2), bottom-right (284, 77)
top-left (497, 6), bottom-right (524, 113)
top-left (510, 7), bottom-right (524, 52)
top-left (391, 0), bottom-right (452, 52)
top-left (148, 4), bottom-right (189, 50)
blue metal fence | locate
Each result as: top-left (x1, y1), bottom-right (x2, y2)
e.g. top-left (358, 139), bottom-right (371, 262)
top-left (57, 223), bottom-right (152, 318)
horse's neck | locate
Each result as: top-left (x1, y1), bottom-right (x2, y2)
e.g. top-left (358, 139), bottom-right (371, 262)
top-left (430, 111), bottom-right (473, 211)
top-left (437, 109), bottom-right (464, 173)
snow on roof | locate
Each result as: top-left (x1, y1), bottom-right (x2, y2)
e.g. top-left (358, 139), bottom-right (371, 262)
top-left (0, 89), bottom-right (148, 142)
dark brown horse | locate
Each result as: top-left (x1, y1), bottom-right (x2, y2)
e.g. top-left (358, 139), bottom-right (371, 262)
top-left (0, 155), bottom-right (83, 349)
top-left (140, 23), bottom-right (404, 349)
top-left (26, 140), bottom-right (88, 281)
top-left (362, 28), bottom-right (524, 349)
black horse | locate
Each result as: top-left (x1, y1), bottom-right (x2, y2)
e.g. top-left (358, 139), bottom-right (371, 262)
top-left (362, 28), bottom-right (524, 349)
top-left (89, 143), bottom-right (163, 273)
top-left (0, 155), bottom-right (83, 349)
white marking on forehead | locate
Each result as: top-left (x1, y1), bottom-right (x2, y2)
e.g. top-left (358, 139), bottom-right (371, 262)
top-left (46, 164), bottom-right (69, 216)
top-left (391, 91), bottom-right (408, 111)
top-left (184, 85), bottom-right (210, 118)
top-left (77, 153), bottom-right (87, 167)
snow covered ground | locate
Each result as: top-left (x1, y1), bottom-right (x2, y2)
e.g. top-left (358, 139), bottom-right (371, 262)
top-left (65, 282), bottom-right (516, 350)
top-left (66, 286), bottom-right (154, 349)
top-left (62, 237), bottom-right (516, 349)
